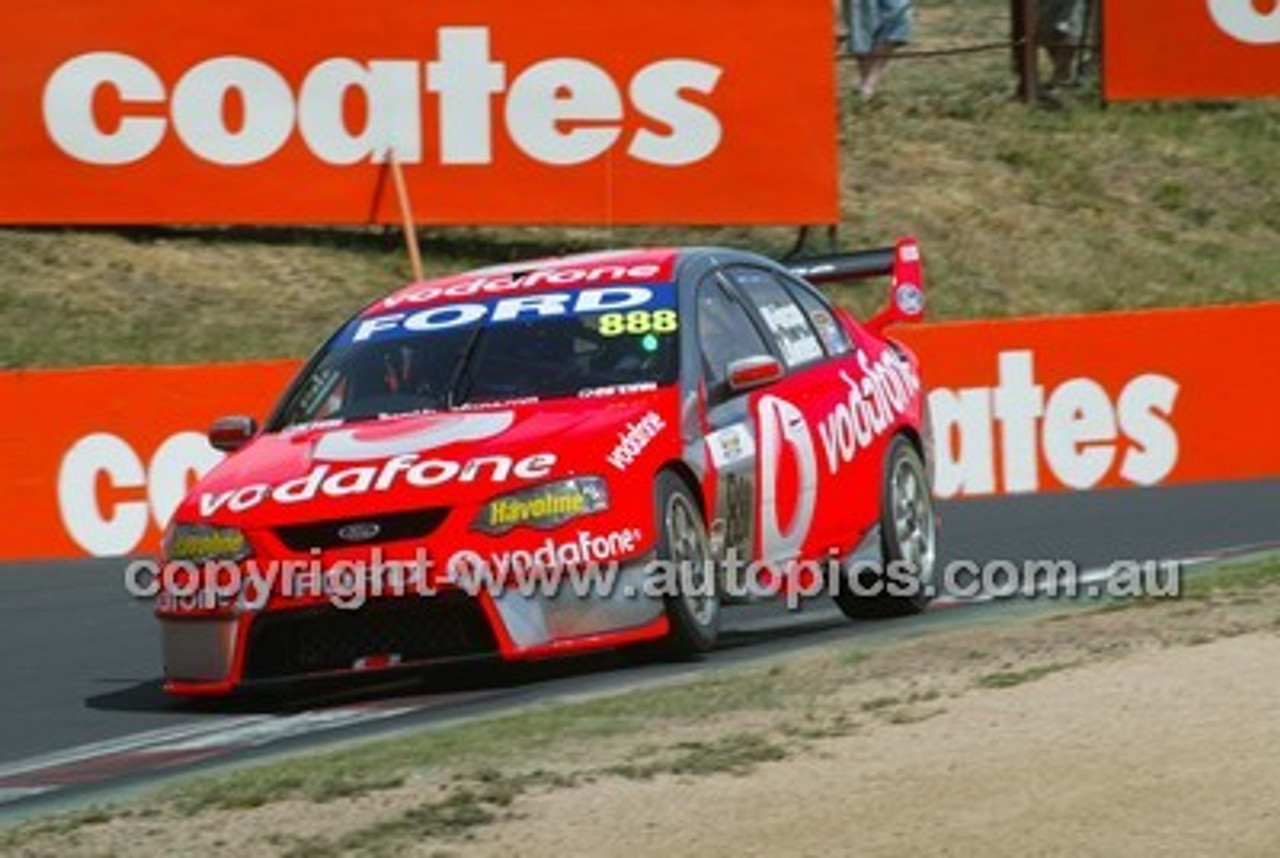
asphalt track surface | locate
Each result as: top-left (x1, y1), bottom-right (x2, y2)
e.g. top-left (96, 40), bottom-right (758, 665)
top-left (1, 477), bottom-right (1277, 819)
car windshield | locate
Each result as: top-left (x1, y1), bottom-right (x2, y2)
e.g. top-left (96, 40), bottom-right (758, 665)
top-left (272, 283), bottom-right (680, 429)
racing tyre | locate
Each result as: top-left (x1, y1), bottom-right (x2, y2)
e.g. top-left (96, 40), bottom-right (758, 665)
top-left (835, 435), bottom-right (937, 619)
top-left (652, 471), bottom-right (720, 656)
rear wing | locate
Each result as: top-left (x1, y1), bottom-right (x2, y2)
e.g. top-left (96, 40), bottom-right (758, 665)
top-left (783, 236), bottom-right (925, 335)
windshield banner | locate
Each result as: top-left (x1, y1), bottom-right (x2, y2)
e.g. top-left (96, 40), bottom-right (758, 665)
top-left (345, 283), bottom-right (677, 344)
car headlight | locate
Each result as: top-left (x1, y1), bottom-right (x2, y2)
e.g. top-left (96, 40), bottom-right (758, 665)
top-left (163, 524), bottom-right (252, 562)
top-left (473, 477), bottom-right (610, 535)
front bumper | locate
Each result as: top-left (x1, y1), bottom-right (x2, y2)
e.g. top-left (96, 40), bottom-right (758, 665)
top-left (161, 559), bottom-right (668, 696)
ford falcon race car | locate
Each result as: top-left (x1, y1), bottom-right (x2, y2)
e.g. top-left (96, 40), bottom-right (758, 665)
top-left (157, 240), bottom-right (936, 695)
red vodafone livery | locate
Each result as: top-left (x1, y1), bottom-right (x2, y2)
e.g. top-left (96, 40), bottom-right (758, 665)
top-left (157, 241), bottom-right (936, 695)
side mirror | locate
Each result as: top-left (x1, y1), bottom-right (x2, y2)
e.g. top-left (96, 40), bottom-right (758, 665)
top-left (866, 237), bottom-right (926, 336)
top-left (727, 355), bottom-right (784, 393)
top-left (209, 415), bottom-right (258, 453)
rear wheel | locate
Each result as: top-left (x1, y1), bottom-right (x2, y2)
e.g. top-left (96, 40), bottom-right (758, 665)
top-left (835, 435), bottom-right (937, 619)
top-left (652, 471), bottom-right (719, 655)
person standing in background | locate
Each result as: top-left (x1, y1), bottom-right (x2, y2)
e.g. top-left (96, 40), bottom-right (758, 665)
top-left (842, 0), bottom-right (914, 100)
top-left (1038, 0), bottom-right (1087, 87)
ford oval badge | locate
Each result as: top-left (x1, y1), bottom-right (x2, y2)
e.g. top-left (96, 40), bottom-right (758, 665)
top-left (337, 521), bottom-right (381, 543)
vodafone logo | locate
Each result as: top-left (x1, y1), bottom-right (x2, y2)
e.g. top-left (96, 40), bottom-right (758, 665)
top-left (1208, 0), bottom-right (1280, 44)
top-left (929, 351), bottom-right (1180, 498)
top-left (42, 27), bottom-right (723, 169)
top-left (196, 452), bottom-right (556, 518)
top-left (383, 260), bottom-right (667, 309)
top-left (757, 395), bottom-right (819, 564)
top-left (755, 355), bottom-right (915, 564)
top-left (57, 432), bottom-right (224, 557)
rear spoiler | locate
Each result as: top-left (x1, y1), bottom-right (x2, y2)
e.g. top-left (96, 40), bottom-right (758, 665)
top-left (783, 236), bottom-right (925, 335)
top-left (783, 247), bottom-right (896, 285)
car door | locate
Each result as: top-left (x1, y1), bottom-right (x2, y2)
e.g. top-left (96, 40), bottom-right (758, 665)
top-left (720, 266), bottom-right (879, 566)
top-left (770, 270), bottom-right (885, 553)
top-left (695, 272), bottom-right (772, 570)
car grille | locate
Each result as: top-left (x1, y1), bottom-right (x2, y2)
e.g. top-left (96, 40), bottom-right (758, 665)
top-left (273, 508), bottom-right (448, 552)
top-left (242, 594), bottom-right (497, 680)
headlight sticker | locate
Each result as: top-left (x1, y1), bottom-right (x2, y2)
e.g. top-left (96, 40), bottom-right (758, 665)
top-left (165, 524), bottom-right (251, 562)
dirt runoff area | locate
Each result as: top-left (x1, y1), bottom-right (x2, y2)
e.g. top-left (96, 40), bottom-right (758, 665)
top-left (4, 562), bottom-right (1280, 857)
top-left (475, 633), bottom-right (1280, 857)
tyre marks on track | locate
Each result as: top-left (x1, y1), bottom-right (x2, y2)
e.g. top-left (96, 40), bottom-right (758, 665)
top-left (0, 703), bottom-right (419, 806)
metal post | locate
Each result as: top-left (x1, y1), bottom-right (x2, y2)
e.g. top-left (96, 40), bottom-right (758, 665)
top-left (1096, 0), bottom-right (1107, 105)
top-left (1012, 0), bottom-right (1039, 102)
top-left (1022, 0), bottom-right (1040, 103)
top-left (387, 149), bottom-right (425, 284)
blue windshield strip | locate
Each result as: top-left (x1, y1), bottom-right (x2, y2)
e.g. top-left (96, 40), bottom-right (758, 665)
top-left (342, 283), bottom-right (676, 346)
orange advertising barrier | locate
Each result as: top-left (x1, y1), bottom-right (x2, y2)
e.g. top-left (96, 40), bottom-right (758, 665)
top-left (895, 301), bottom-right (1280, 498)
top-left (1, 302), bottom-right (1278, 561)
top-left (0, 1), bottom-right (837, 225)
top-left (1105, 1), bottom-right (1280, 99)
top-left (0, 362), bottom-right (300, 561)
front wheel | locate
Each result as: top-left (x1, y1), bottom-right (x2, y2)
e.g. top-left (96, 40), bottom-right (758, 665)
top-left (834, 435), bottom-right (937, 619)
top-left (652, 471), bottom-right (719, 656)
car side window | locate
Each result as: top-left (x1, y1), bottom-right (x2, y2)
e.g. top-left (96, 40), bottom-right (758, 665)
top-left (697, 276), bottom-right (771, 391)
top-left (725, 267), bottom-right (825, 368)
top-left (782, 276), bottom-right (853, 356)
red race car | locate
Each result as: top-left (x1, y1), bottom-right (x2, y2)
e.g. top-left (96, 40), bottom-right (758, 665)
top-left (156, 240), bottom-right (936, 695)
